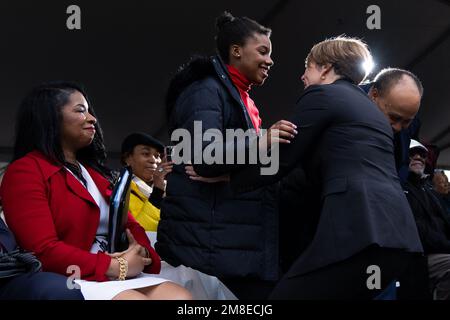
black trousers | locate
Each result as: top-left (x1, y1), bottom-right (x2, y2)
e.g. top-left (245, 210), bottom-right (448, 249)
top-left (0, 272), bottom-right (84, 300)
top-left (219, 277), bottom-right (278, 300)
top-left (270, 246), bottom-right (430, 300)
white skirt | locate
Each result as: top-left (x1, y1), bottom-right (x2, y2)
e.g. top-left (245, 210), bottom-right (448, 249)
top-left (76, 232), bottom-right (237, 300)
top-left (74, 261), bottom-right (237, 300)
top-left (75, 273), bottom-right (171, 300)
top-left (157, 261), bottom-right (237, 300)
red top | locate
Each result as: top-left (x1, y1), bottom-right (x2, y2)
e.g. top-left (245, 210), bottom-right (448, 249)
top-left (227, 65), bottom-right (262, 133)
top-left (0, 150), bottom-right (161, 281)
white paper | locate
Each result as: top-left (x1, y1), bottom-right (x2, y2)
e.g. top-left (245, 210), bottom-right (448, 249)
top-left (74, 273), bottom-right (171, 300)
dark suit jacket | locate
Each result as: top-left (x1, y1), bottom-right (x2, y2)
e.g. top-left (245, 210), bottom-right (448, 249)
top-left (232, 79), bottom-right (423, 277)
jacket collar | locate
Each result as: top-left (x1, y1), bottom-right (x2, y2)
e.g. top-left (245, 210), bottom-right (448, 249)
top-left (130, 180), bottom-right (148, 201)
top-left (71, 166), bottom-right (112, 206)
top-left (64, 170), bottom-right (97, 206)
top-left (86, 166), bottom-right (112, 198)
top-left (28, 150), bottom-right (63, 181)
top-left (211, 55), bottom-right (255, 130)
top-left (28, 150), bottom-right (112, 205)
top-left (334, 78), bottom-right (368, 94)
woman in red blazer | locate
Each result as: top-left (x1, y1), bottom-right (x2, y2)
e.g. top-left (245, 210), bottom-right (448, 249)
top-left (0, 82), bottom-right (191, 300)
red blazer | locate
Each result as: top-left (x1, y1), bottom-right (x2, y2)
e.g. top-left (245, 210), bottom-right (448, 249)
top-left (0, 151), bottom-right (161, 281)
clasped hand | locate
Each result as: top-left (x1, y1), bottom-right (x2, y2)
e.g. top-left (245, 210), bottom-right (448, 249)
top-left (107, 229), bottom-right (152, 278)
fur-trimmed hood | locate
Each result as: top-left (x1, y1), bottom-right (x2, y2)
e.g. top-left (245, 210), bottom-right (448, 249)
top-left (165, 55), bottom-right (216, 119)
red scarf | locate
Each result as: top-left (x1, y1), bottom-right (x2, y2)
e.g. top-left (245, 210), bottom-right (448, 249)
top-left (226, 65), bottom-right (262, 133)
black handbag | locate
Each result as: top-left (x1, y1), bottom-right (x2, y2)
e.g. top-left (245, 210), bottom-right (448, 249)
top-left (0, 249), bottom-right (42, 279)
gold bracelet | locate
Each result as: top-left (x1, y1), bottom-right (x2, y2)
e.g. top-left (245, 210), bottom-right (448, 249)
top-left (115, 257), bottom-right (128, 281)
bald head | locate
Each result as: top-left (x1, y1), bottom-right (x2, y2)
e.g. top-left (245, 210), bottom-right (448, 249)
top-left (369, 68), bottom-right (423, 133)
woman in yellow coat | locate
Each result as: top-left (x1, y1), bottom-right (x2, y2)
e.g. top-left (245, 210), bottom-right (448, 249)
top-left (121, 133), bottom-right (173, 231)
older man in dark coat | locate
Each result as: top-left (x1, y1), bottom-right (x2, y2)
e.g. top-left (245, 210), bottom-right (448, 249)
top-left (404, 140), bottom-right (450, 299)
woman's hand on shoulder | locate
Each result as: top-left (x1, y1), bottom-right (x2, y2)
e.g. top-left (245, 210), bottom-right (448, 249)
top-left (185, 165), bottom-right (230, 183)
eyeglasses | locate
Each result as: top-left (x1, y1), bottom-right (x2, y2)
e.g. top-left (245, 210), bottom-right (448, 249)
top-left (409, 149), bottom-right (428, 159)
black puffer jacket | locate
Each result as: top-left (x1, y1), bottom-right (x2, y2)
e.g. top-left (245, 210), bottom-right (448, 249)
top-left (156, 55), bottom-right (279, 281)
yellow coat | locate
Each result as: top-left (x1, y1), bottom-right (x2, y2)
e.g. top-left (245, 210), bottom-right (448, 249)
top-left (128, 180), bottom-right (160, 231)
